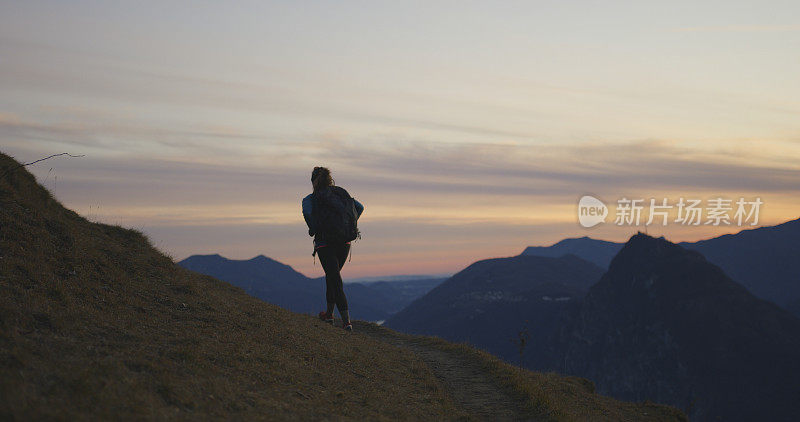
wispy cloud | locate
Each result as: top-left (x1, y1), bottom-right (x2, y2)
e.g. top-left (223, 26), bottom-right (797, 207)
top-left (4, 1), bottom-right (800, 277)
top-left (673, 24), bottom-right (800, 33)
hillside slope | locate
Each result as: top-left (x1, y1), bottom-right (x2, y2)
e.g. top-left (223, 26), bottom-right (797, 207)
top-left (0, 152), bottom-right (684, 421)
top-left (679, 218), bottom-right (800, 313)
top-left (0, 153), bottom-right (458, 420)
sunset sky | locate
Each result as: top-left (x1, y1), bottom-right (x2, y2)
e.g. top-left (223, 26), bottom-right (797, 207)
top-left (2, 1), bottom-right (799, 278)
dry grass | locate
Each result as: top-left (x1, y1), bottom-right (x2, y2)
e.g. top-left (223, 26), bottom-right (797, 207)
top-left (363, 325), bottom-right (687, 422)
top-left (0, 153), bottom-right (460, 420)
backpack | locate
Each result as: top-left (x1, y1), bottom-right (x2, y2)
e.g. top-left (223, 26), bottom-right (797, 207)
top-left (311, 186), bottom-right (361, 244)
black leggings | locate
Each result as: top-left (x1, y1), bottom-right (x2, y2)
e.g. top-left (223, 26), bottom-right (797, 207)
top-left (317, 243), bottom-right (350, 313)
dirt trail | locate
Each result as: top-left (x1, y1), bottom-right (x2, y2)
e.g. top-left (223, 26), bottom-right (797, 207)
top-left (353, 322), bottom-right (534, 421)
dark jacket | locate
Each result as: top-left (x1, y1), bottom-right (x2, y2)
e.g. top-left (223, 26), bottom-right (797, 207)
top-left (302, 187), bottom-right (364, 248)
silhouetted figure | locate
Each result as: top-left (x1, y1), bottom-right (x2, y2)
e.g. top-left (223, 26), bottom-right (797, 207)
top-left (302, 166), bottom-right (364, 331)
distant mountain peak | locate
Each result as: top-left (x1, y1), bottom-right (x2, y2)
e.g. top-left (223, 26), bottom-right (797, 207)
top-left (564, 231), bottom-right (800, 421)
top-left (183, 253), bottom-right (224, 261)
top-left (521, 237), bottom-right (624, 268)
top-left (598, 233), bottom-right (717, 295)
top-left (618, 232), bottom-right (674, 254)
top-left (551, 236), bottom-right (596, 246)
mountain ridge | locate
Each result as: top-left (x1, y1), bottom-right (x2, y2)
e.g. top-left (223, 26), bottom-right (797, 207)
top-left (560, 233), bottom-right (800, 421)
top-left (521, 219), bottom-right (800, 316)
top-left (178, 254), bottom-right (444, 322)
top-left (386, 253), bottom-right (605, 367)
top-left (394, 229), bottom-right (800, 420)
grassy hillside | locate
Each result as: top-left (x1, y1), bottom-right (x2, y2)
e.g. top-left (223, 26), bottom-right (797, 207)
top-left (0, 152), bottom-right (685, 421)
top-left (0, 153), bottom-right (455, 420)
top-left (358, 323), bottom-right (686, 422)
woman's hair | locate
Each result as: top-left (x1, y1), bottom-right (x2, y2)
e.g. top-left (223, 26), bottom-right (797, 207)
top-left (311, 166), bottom-right (334, 192)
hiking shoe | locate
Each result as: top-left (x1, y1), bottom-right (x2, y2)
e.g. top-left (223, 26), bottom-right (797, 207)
top-left (343, 321), bottom-right (353, 331)
top-left (318, 311), bottom-right (334, 324)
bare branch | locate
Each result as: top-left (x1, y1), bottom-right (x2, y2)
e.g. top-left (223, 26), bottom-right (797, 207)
top-left (2, 152), bottom-right (85, 178)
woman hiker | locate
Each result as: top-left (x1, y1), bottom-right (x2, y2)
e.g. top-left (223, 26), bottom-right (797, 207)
top-left (302, 166), bottom-right (364, 331)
